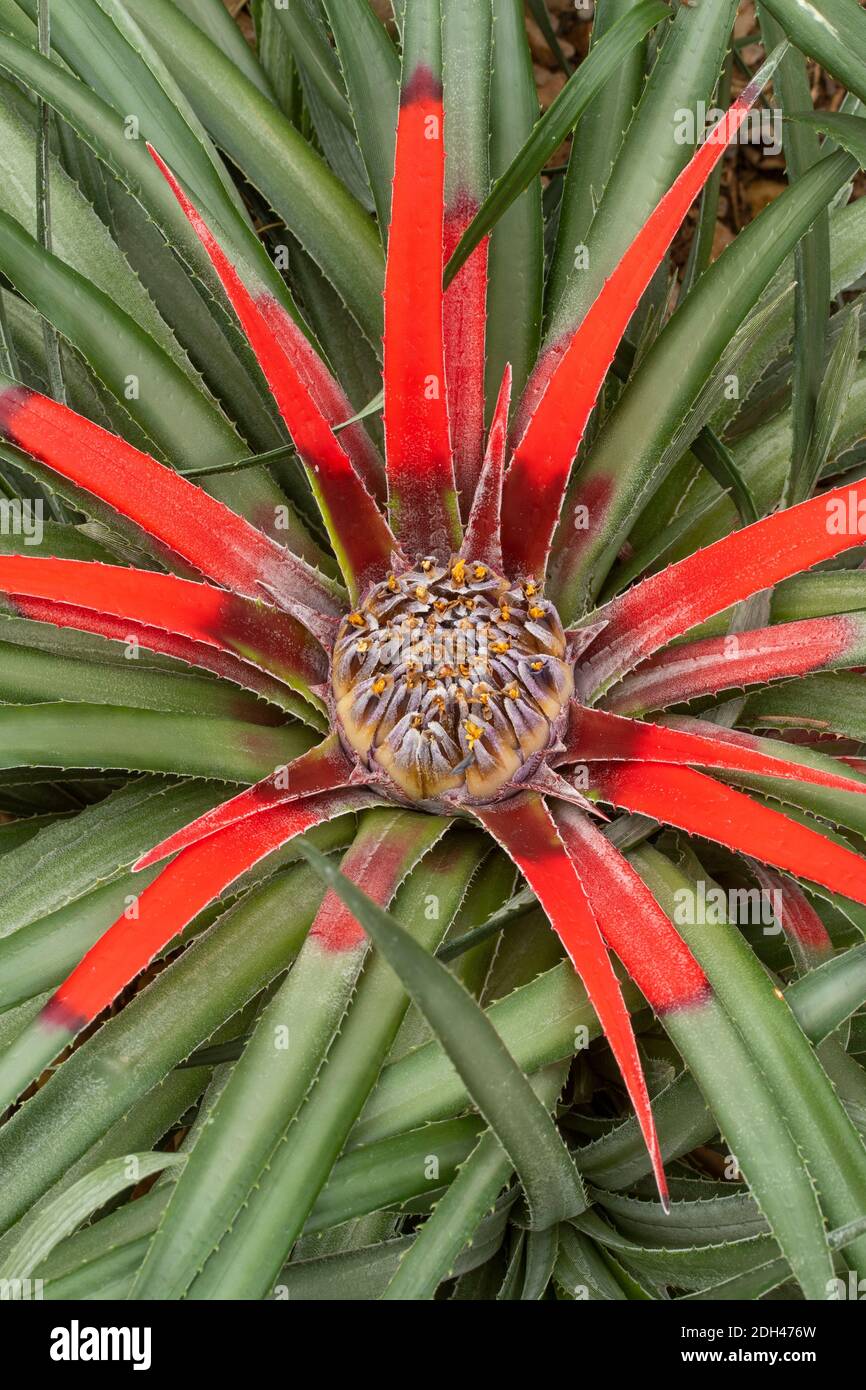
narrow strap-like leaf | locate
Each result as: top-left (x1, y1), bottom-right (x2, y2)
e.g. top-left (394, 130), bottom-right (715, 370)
top-left (460, 362), bottom-right (511, 569)
top-left (604, 611), bottom-right (866, 714)
top-left (384, 0), bottom-right (460, 558)
top-left (588, 760), bottom-right (866, 907)
top-left (135, 735), bottom-right (356, 869)
top-left (475, 792), bottom-right (668, 1208)
top-left (0, 594), bottom-right (318, 721)
top-left (296, 835), bottom-right (587, 1229)
top-left (560, 701), bottom-right (866, 797)
top-left (499, 45), bottom-right (787, 581)
top-left (555, 811), bottom-right (838, 1301)
top-left (581, 475), bottom-right (866, 696)
top-left (0, 555), bottom-right (328, 698)
top-left (0, 377), bottom-right (343, 626)
top-left (0, 786), bottom-right (375, 1114)
top-left (553, 806), bottom-right (710, 1017)
top-left (442, 0), bottom-right (491, 515)
top-left (151, 147), bottom-right (394, 600)
top-left (130, 808), bottom-right (445, 1302)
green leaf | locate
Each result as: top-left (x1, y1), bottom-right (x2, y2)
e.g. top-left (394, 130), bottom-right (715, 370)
top-left (798, 302), bottom-right (862, 497)
top-left (382, 1066), bottom-right (568, 1300)
top-left (760, 0), bottom-right (866, 106)
top-left (445, 0), bottom-right (670, 284)
top-left (0, 703), bottom-right (316, 782)
top-left (485, 0), bottom-right (544, 406)
top-left (635, 842), bottom-right (866, 1283)
top-left (552, 148), bottom-right (858, 619)
top-left (0, 209), bottom-right (319, 549)
top-left (0, 78), bottom-right (191, 376)
top-left (787, 944), bottom-right (866, 1043)
top-left (760, 6), bottom-right (831, 507)
top-left (0, 31), bottom-right (314, 406)
top-left (0, 776), bottom-right (222, 939)
top-left (0, 1151), bottom-right (182, 1289)
top-left (130, 810), bottom-right (448, 1301)
top-left (179, 833), bottom-right (491, 1299)
top-left (296, 841), bottom-right (587, 1231)
top-left (272, 0), bottom-right (354, 128)
top-left (548, 0), bottom-right (650, 313)
top-left (0, 859), bottom-right (338, 1236)
top-left (14, 0), bottom-right (251, 233)
top-left (0, 639), bottom-right (280, 722)
top-left (170, 0), bottom-right (275, 100)
top-left (737, 671), bottom-right (866, 744)
top-left (119, 0), bottom-right (386, 347)
top-left (323, 0), bottom-right (400, 235)
top-left (547, 0), bottom-right (738, 339)
top-left (690, 428), bottom-right (760, 527)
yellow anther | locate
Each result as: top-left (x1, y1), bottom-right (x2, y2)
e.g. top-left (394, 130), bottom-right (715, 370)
top-left (411, 713), bottom-right (423, 728)
top-left (473, 564), bottom-right (487, 580)
top-left (348, 612), bottom-right (365, 628)
top-left (355, 638), bottom-right (370, 653)
top-left (505, 685), bottom-right (519, 701)
top-left (499, 602), bottom-right (511, 622)
top-left (434, 598), bottom-right (448, 613)
top-left (531, 660), bottom-right (544, 671)
top-left (372, 676), bottom-right (388, 695)
top-left (491, 639), bottom-right (509, 654)
top-left (387, 574), bottom-right (398, 592)
top-left (451, 558), bottom-right (466, 583)
top-left (528, 605), bottom-right (545, 619)
top-left (524, 581), bottom-right (538, 597)
top-left (459, 662), bottom-right (471, 677)
top-left (464, 720), bottom-right (484, 747)
top-left (415, 585), bottom-right (428, 602)
top-left (421, 558), bottom-right (433, 571)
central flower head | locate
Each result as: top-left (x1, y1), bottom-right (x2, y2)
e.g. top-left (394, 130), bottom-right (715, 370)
top-left (331, 557), bottom-right (574, 807)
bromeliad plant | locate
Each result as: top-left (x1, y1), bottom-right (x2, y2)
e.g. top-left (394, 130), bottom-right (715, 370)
top-left (2, 0), bottom-right (866, 1301)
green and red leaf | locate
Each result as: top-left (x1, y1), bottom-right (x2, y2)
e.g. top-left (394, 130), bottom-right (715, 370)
top-left (476, 792), bottom-right (668, 1207)
top-left (581, 477), bottom-right (866, 697)
top-left (499, 50), bottom-right (784, 581)
top-left (384, 0), bottom-right (460, 558)
top-left (587, 760), bottom-right (866, 908)
top-left (151, 147), bottom-right (395, 599)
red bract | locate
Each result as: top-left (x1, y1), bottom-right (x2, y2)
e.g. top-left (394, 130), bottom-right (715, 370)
top-left (1, 18), bottom-right (864, 1228)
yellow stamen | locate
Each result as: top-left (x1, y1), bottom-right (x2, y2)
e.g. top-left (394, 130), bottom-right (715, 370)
top-left (529, 605), bottom-right (545, 619)
top-left (451, 558), bottom-right (466, 583)
top-left (473, 564), bottom-right (487, 580)
top-left (491, 639), bottom-right (509, 654)
top-left (372, 676), bottom-right (388, 695)
top-left (464, 720), bottom-right (484, 748)
top-left (348, 612), bottom-right (365, 628)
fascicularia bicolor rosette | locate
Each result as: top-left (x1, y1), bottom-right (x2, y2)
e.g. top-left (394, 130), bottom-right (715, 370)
top-left (2, 7), bottom-right (866, 1299)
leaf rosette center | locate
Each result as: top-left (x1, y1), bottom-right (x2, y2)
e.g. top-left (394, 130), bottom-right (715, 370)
top-left (331, 556), bottom-right (574, 805)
